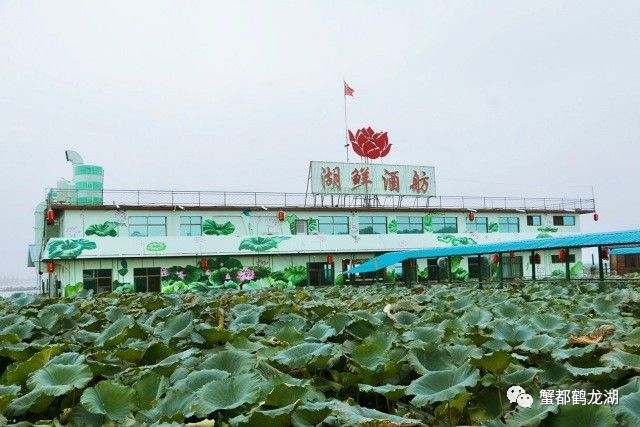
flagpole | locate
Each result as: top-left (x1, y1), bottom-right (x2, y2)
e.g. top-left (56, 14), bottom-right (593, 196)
top-left (343, 82), bottom-right (350, 163)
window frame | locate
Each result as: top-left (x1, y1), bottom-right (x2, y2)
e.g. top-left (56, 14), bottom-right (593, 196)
top-left (553, 215), bottom-right (576, 226)
top-left (180, 215), bottom-right (202, 236)
top-left (551, 254), bottom-right (576, 263)
top-left (294, 219), bottom-right (308, 235)
top-left (465, 216), bottom-right (488, 233)
top-left (431, 216), bottom-right (458, 233)
top-left (359, 216), bottom-right (387, 235)
top-left (498, 217), bottom-right (520, 233)
top-left (82, 269), bottom-right (112, 294)
top-left (527, 215), bottom-right (542, 226)
top-left (396, 216), bottom-right (424, 234)
top-left (318, 216), bottom-right (349, 235)
top-left (128, 216), bottom-right (167, 237)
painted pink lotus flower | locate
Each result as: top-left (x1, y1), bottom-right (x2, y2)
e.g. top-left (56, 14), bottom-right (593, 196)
top-left (348, 127), bottom-right (391, 159)
top-left (176, 270), bottom-right (186, 280)
top-left (160, 268), bottom-right (169, 277)
top-left (236, 269), bottom-right (256, 283)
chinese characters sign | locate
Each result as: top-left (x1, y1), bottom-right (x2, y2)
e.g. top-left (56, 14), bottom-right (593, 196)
top-left (310, 162), bottom-right (436, 196)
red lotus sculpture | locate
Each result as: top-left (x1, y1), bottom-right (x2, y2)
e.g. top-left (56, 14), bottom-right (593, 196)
top-left (348, 127), bottom-right (391, 159)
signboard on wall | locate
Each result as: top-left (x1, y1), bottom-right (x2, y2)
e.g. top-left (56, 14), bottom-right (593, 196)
top-left (310, 161), bottom-right (436, 196)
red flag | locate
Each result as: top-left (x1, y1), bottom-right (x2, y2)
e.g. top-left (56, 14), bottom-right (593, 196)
top-left (344, 81), bottom-right (354, 97)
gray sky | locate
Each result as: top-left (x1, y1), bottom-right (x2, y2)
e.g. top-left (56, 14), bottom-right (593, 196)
top-left (1, 1), bottom-right (639, 280)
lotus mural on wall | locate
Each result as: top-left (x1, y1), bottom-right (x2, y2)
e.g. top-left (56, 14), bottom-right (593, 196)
top-left (145, 242), bottom-right (167, 252)
top-left (203, 219), bottom-right (235, 236)
top-left (47, 239), bottom-right (97, 259)
top-left (238, 236), bottom-right (290, 252)
top-left (85, 221), bottom-right (125, 237)
top-left (348, 127), bottom-right (391, 159)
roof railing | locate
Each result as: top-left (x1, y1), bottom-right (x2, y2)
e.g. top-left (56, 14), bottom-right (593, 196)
top-left (45, 189), bottom-right (596, 212)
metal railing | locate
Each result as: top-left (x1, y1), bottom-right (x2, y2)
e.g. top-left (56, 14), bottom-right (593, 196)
top-left (46, 189), bottom-right (596, 212)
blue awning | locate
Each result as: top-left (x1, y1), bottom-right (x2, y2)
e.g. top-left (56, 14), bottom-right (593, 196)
top-left (610, 246), bottom-right (640, 255)
top-left (345, 229), bottom-right (640, 274)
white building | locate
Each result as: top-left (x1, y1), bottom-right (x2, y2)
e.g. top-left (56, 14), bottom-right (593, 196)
top-left (29, 153), bottom-right (595, 295)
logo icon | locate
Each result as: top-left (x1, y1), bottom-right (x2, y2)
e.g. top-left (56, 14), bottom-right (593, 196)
top-left (507, 385), bottom-right (533, 408)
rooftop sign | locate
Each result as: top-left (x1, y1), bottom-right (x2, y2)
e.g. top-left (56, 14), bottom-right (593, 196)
top-left (310, 161), bottom-right (436, 197)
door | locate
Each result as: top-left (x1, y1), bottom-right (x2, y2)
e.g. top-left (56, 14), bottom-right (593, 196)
top-left (307, 262), bottom-right (334, 286)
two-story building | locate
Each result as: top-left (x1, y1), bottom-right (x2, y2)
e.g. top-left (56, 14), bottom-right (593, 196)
top-left (29, 153), bottom-right (596, 295)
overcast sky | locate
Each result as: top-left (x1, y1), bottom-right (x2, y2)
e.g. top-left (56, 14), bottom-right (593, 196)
top-left (1, 1), bottom-right (639, 281)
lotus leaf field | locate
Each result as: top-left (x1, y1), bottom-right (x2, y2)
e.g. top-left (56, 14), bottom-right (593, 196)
top-left (1, 282), bottom-right (640, 426)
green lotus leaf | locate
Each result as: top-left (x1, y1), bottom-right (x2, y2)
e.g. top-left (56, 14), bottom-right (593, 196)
top-left (446, 344), bottom-right (483, 365)
top-left (529, 314), bottom-right (566, 332)
top-left (490, 321), bottom-right (536, 343)
top-left (388, 219), bottom-right (398, 234)
top-left (81, 380), bottom-right (136, 422)
top-left (173, 369), bottom-right (230, 393)
top-left (538, 226), bottom-right (558, 233)
top-left (563, 362), bottom-right (613, 377)
top-left (229, 402), bottom-right (298, 427)
top-left (488, 222), bottom-right (499, 233)
top-left (329, 400), bottom-right (421, 426)
top-left (272, 342), bottom-right (337, 369)
top-left (505, 401), bottom-right (558, 427)
top-left (402, 326), bottom-right (444, 345)
top-left (85, 221), bottom-right (121, 237)
top-left (516, 334), bottom-right (561, 353)
top-left (613, 390), bottom-right (640, 427)
top-left (502, 366), bottom-right (540, 385)
top-left (3, 347), bottom-right (62, 386)
top-left (461, 308), bottom-right (492, 327)
top-left (27, 363), bottom-right (93, 396)
top-left (283, 265), bottom-right (307, 286)
top-left (199, 350), bottom-right (254, 374)
top-left (146, 241), bottom-right (167, 252)
top-left (358, 384), bottom-right (407, 401)
top-left (203, 219), bottom-right (236, 236)
top-left (0, 385), bottom-right (21, 413)
top-left (263, 383), bottom-right (309, 407)
top-left (393, 311), bottom-right (418, 327)
top-left (601, 349), bottom-right (640, 370)
top-left (230, 310), bottom-right (260, 332)
top-left (193, 373), bottom-right (261, 417)
top-left (472, 351), bottom-right (512, 374)
top-left (47, 239), bottom-right (97, 259)
top-left (239, 236), bottom-right (290, 252)
top-left (7, 389), bottom-right (53, 416)
top-left (96, 316), bottom-right (133, 347)
top-left (407, 365), bottom-right (480, 406)
top-left (305, 322), bottom-right (337, 342)
top-left (350, 341), bottom-right (390, 372)
top-left (547, 403), bottom-right (617, 427)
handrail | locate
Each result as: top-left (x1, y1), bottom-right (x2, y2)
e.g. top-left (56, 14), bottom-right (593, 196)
top-left (45, 188), bottom-right (596, 212)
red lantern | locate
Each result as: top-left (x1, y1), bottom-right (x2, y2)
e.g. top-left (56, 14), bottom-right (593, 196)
top-left (46, 208), bottom-right (55, 224)
top-left (278, 211), bottom-right (285, 221)
top-left (200, 258), bottom-right (209, 270)
top-left (601, 247), bottom-right (609, 260)
top-left (492, 254), bottom-right (500, 264)
top-left (47, 262), bottom-right (55, 273)
top-left (534, 253), bottom-right (541, 264)
top-left (558, 249), bottom-right (567, 262)
top-left (468, 211), bottom-right (475, 221)
top-left (327, 255), bottom-right (334, 264)
top-left (593, 213), bottom-right (599, 221)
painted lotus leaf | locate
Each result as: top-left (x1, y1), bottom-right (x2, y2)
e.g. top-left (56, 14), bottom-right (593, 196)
top-left (388, 219), bottom-right (398, 234)
top-left (437, 234), bottom-right (477, 246)
top-left (538, 226), bottom-right (559, 233)
top-left (285, 213), bottom-right (298, 234)
top-left (308, 218), bottom-right (319, 234)
top-left (203, 219), bottom-right (235, 236)
top-left (85, 221), bottom-right (123, 237)
top-left (146, 242), bottom-right (167, 252)
top-left (423, 214), bottom-right (433, 232)
top-left (488, 222), bottom-right (499, 233)
top-left (48, 239), bottom-right (97, 259)
top-left (239, 236), bottom-right (290, 252)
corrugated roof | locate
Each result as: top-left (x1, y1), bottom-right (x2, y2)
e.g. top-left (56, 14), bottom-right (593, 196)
top-left (610, 246), bottom-right (640, 255)
top-left (345, 229), bottom-right (640, 274)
